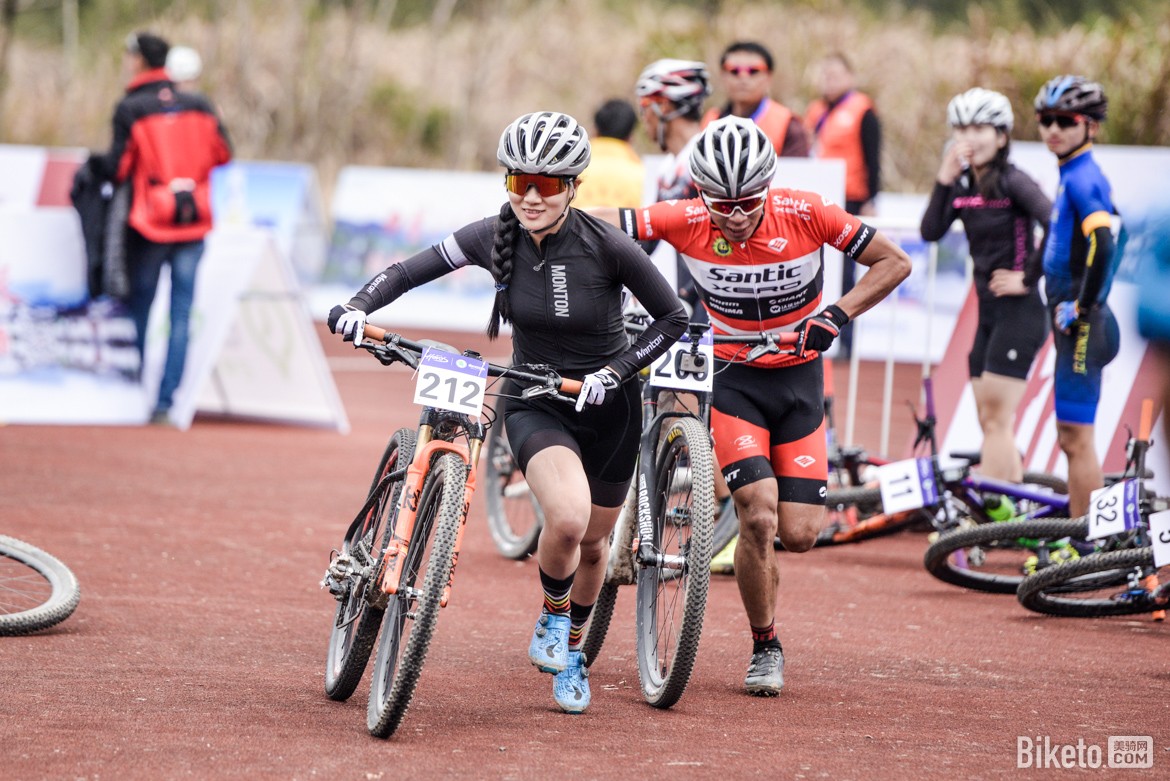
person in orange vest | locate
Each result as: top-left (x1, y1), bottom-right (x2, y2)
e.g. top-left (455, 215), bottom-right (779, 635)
top-left (702, 41), bottom-right (809, 158)
top-left (805, 52), bottom-right (882, 358)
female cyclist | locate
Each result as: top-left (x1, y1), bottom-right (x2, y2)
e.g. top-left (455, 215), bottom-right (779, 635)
top-left (920, 88), bottom-right (1051, 484)
top-left (329, 111), bottom-right (687, 714)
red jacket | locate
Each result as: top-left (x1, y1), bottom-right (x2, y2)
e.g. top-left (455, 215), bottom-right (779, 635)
top-left (101, 69), bottom-right (232, 243)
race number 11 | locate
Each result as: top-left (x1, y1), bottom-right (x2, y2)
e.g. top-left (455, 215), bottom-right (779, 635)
top-left (877, 457), bottom-right (938, 514)
top-left (413, 348), bottom-right (488, 416)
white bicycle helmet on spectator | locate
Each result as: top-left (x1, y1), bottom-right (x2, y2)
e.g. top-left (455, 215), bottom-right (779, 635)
top-left (497, 111), bottom-right (591, 177)
top-left (1034, 75), bottom-right (1108, 120)
top-left (689, 116), bottom-right (776, 199)
top-left (947, 87), bottom-right (1013, 132)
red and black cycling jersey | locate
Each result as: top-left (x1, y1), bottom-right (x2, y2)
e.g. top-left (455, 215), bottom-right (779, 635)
top-left (919, 163), bottom-right (1051, 297)
top-left (617, 189), bottom-right (874, 367)
top-left (348, 208), bottom-right (687, 380)
top-left (96, 68), bottom-right (232, 243)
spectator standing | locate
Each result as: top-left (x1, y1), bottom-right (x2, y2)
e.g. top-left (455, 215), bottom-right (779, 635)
top-left (804, 53), bottom-right (881, 358)
top-left (920, 88), bottom-right (1051, 484)
top-left (573, 98), bottom-right (645, 209)
top-left (1034, 75), bottom-right (1120, 517)
top-left (702, 41), bottom-right (809, 158)
top-left (92, 31), bottom-right (232, 425)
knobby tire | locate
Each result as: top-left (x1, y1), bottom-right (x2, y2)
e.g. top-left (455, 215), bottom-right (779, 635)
top-left (1017, 546), bottom-right (1162, 617)
top-left (0, 535), bottom-right (80, 636)
top-left (635, 416), bottom-right (714, 709)
top-left (367, 452), bottom-right (466, 739)
top-left (923, 517), bottom-right (1088, 593)
top-left (324, 429), bottom-right (415, 701)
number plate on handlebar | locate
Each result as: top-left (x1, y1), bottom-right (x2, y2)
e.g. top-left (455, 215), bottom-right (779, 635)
top-left (413, 348), bottom-right (488, 415)
top-left (650, 328), bottom-right (714, 392)
top-left (877, 457), bottom-right (938, 514)
top-left (1086, 480), bottom-right (1141, 540)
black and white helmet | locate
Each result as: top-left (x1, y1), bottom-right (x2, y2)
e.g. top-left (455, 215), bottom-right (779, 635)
top-left (688, 116), bottom-right (776, 199)
top-left (635, 59), bottom-right (711, 113)
top-left (497, 111), bottom-right (591, 177)
top-left (1034, 75), bottom-right (1108, 120)
top-left (947, 87), bottom-right (1014, 132)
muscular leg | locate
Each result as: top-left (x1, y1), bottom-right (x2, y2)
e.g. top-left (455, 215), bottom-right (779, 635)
top-left (971, 373), bottom-right (1026, 482)
top-left (525, 446), bottom-right (593, 579)
top-left (1057, 421), bottom-right (1102, 517)
top-left (731, 479), bottom-right (824, 627)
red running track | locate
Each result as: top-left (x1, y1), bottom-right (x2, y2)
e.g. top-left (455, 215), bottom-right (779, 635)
top-left (2, 327), bottom-right (1165, 779)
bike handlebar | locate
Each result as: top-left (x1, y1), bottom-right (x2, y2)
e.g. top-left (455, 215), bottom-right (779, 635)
top-left (357, 323), bottom-right (582, 397)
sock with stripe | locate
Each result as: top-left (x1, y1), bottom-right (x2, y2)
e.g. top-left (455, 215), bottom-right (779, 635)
top-left (539, 568), bottom-right (573, 616)
top-left (568, 600), bottom-right (593, 651)
top-left (751, 621), bottom-right (782, 654)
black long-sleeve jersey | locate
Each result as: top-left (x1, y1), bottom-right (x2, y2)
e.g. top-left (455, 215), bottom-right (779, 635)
top-left (348, 208), bottom-right (687, 380)
top-left (920, 163), bottom-right (1052, 297)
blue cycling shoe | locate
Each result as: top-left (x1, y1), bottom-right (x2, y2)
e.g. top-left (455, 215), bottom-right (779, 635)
top-left (528, 611), bottom-right (570, 673)
top-left (553, 650), bottom-right (590, 713)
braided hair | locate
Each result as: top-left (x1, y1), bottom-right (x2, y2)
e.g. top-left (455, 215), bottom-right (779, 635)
top-left (486, 203), bottom-right (518, 339)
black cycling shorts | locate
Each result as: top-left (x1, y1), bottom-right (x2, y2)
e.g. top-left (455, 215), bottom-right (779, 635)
top-left (969, 293), bottom-right (1048, 380)
top-left (711, 358), bottom-right (827, 505)
top-left (502, 378), bottom-right (640, 508)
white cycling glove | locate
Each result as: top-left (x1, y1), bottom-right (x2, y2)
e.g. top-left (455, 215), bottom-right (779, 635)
top-left (575, 367), bottom-right (621, 412)
top-left (329, 305), bottom-right (367, 346)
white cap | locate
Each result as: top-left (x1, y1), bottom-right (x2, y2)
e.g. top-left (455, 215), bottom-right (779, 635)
top-left (166, 46), bottom-right (202, 83)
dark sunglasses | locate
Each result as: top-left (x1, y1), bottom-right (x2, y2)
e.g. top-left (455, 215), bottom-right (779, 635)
top-left (702, 191), bottom-right (768, 217)
top-left (1038, 113), bottom-right (1082, 129)
top-left (724, 65), bottom-right (766, 77)
top-left (504, 173), bottom-right (572, 197)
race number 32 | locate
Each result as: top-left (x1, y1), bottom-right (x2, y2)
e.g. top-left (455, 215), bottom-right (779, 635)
top-left (413, 348), bottom-right (488, 415)
top-left (1086, 480), bottom-right (1140, 541)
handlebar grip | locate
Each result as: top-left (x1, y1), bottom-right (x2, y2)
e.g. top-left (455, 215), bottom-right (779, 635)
top-left (775, 332), bottom-right (800, 346)
top-left (362, 324), bottom-right (388, 342)
top-left (559, 378), bottom-right (583, 395)
top-left (1139, 397), bottom-right (1154, 441)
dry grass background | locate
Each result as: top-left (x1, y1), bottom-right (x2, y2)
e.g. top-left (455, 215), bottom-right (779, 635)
top-left (3, 0), bottom-right (1168, 202)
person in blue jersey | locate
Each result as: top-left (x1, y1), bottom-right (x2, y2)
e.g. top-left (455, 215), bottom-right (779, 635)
top-left (330, 112), bottom-right (687, 714)
top-left (921, 88), bottom-right (1051, 485)
top-left (1134, 206), bottom-right (1170, 445)
top-left (1034, 75), bottom-right (1120, 517)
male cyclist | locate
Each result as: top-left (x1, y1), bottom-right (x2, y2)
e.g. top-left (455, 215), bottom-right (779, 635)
top-left (595, 117), bottom-right (910, 695)
top-left (1034, 75), bottom-right (1120, 517)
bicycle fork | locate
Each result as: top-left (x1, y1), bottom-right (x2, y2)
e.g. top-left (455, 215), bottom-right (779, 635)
top-left (378, 434), bottom-right (480, 608)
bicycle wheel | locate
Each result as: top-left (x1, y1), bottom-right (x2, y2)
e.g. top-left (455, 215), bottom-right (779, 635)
top-left (483, 425), bottom-right (544, 560)
top-left (635, 416), bottom-right (715, 708)
top-left (923, 516), bottom-right (1088, 593)
top-left (1021, 471), bottom-right (1069, 495)
top-left (324, 428), bottom-right (416, 701)
top-left (367, 452), bottom-right (466, 739)
top-left (1017, 547), bottom-right (1163, 617)
top-left (0, 535), bottom-right (80, 636)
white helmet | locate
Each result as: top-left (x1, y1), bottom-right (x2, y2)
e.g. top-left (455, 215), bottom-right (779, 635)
top-left (947, 87), bottom-right (1014, 132)
top-left (497, 111), bottom-right (591, 177)
top-left (689, 116), bottom-right (776, 199)
top-left (166, 45), bottom-right (202, 83)
top-left (635, 59), bottom-right (711, 113)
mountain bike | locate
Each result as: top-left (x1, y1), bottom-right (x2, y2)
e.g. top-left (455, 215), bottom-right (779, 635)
top-left (923, 397), bottom-right (1157, 595)
top-left (1016, 399), bottom-right (1169, 618)
top-left (0, 535), bottom-right (81, 636)
top-left (815, 373), bottom-right (1068, 552)
top-left (320, 324), bottom-right (581, 738)
top-left (581, 328), bottom-right (798, 708)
